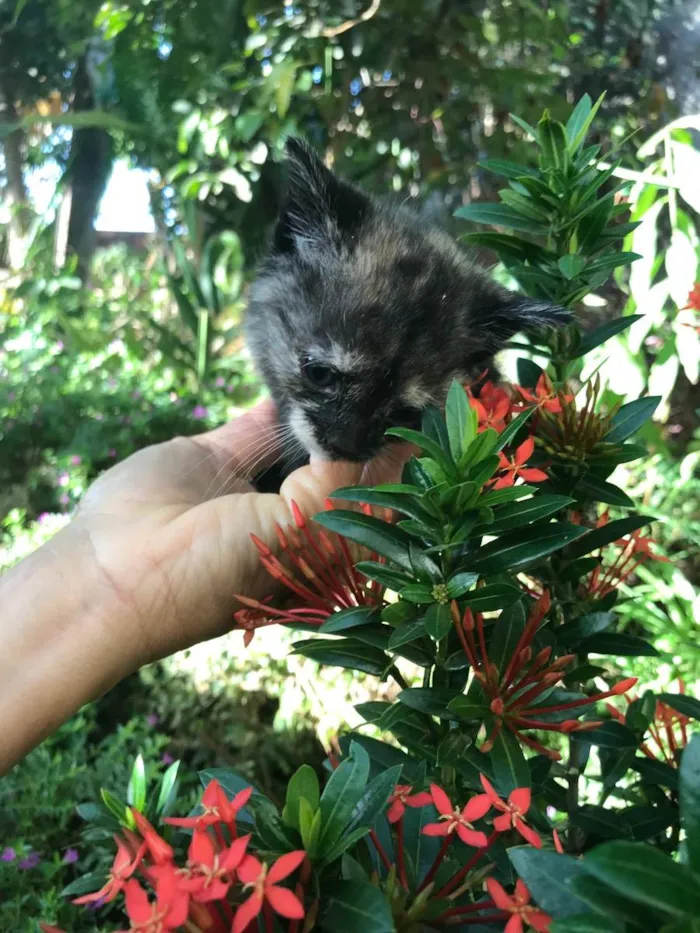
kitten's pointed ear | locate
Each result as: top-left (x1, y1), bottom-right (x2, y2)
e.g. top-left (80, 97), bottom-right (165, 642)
top-left (274, 137), bottom-right (370, 254)
top-left (482, 290), bottom-right (571, 347)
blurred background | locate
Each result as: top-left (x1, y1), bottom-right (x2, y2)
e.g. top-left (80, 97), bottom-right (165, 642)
top-left (1, 1), bottom-right (699, 928)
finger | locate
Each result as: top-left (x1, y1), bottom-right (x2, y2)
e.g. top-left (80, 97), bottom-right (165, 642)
top-left (191, 399), bottom-right (284, 475)
top-left (360, 441), bottom-right (417, 487)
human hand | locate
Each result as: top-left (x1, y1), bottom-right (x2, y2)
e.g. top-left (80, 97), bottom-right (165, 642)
top-left (65, 399), bottom-right (410, 668)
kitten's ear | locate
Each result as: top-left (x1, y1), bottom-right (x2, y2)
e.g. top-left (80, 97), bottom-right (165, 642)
top-left (482, 290), bottom-right (571, 347)
top-left (274, 137), bottom-right (370, 254)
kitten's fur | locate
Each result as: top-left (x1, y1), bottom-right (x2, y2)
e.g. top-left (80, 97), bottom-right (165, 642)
top-left (246, 138), bottom-right (567, 474)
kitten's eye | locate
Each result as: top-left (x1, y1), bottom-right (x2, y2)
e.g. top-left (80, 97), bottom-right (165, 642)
top-left (302, 359), bottom-right (339, 389)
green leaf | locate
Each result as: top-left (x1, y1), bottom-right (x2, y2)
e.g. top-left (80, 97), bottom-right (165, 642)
top-left (508, 848), bottom-right (590, 917)
top-left (455, 202), bottom-right (549, 235)
top-left (409, 542), bottom-right (442, 583)
top-left (680, 736), bottom-right (700, 873)
top-left (621, 805), bottom-right (678, 841)
top-left (631, 758), bottom-right (679, 792)
top-left (604, 397), bottom-right (661, 443)
top-left (566, 93), bottom-right (605, 153)
top-left (127, 754), bottom-right (147, 813)
top-left (388, 618), bottom-right (427, 649)
top-left (486, 495), bottom-right (573, 534)
top-left (551, 916), bottom-right (625, 933)
top-left (318, 742), bottom-right (370, 855)
top-left (577, 632), bottom-right (658, 657)
top-left (461, 584), bottom-right (523, 611)
top-left (300, 799), bottom-right (321, 853)
top-left (447, 697), bottom-right (490, 721)
top-left (424, 602), bottom-right (452, 642)
top-left (385, 427), bottom-right (455, 475)
top-left (491, 730), bottom-right (531, 794)
top-left (558, 612), bottom-right (615, 647)
top-left (495, 407), bottom-right (536, 451)
top-left (314, 509), bottom-right (413, 572)
top-left (582, 841), bottom-right (700, 917)
top-left (320, 607), bottom-right (381, 634)
top-left (437, 731), bottom-right (474, 766)
top-left (331, 486), bottom-right (435, 525)
top-left (446, 571), bottom-right (480, 598)
top-left (463, 232), bottom-right (547, 262)
top-left (558, 255), bottom-right (588, 280)
top-left (156, 760), bottom-right (181, 817)
top-left (283, 765), bottom-right (320, 832)
top-left (565, 515), bottom-right (651, 559)
top-left (581, 722), bottom-right (643, 749)
top-left (571, 806), bottom-right (634, 841)
top-left (292, 638), bottom-right (389, 676)
top-left (357, 561), bottom-right (413, 591)
top-left (399, 584), bottom-right (434, 604)
top-left (658, 694), bottom-right (700, 722)
top-left (61, 871), bottom-right (110, 898)
top-left (398, 688), bottom-right (462, 719)
top-left (446, 379), bottom-right (473, 460)
top-left (575, 475), bottom-right (634, 508)
top-left (572, 315), bottom-right (644, 357)
top-left (572, 874), bottom-right (662, 929)
top-left (466, 523), bottom-right (586, 574)
top-left (100, 788), bottom-right (128, 823)
top-left (480, 484), bottom-right (537, 507)
top-left (510, 113), bottom-right (541, 141)
top-left (320, 881), bottom-right (395, 933)
top-left (489, 600), bottom-right (527, 676)
top-left (341, 765), bottom-right (402, 839)
top-left (539, 114), bottom-right (569, 170)
top-left (478, 159), bottom-right (538, 179)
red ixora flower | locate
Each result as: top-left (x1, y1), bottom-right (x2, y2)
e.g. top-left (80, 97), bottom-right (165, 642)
top-left (487, 878), bottom-right (551, 933)
top-left (233, 500), bottom-right (385, 645)
top-left (232, 851), bottom-right (306, 933)
top-left (515, 373), bottom-right (572, 415)
top-left (583, 516), bottom-right (669, 599)
top-left (468, 380), bottom-right (514, 433)
top-left (73, 835), bottom-right (146, 905)
top-left (164, 779), bottom-right (251, 832)
top-left (682, 282), bottom-right (700, 311)
top-left (452, 591), bottom-right (638, 759)
top-left (493, 437), bottom-right (548, 489)
top-left (479, 775), bottom-right (542, 848)
top-left (119, 870), bottom-right (189, 933)
top-left (607, 679), bottom-right (690, 767)
top-left (387, 784), bottom-right (433, 824)
top-left (422, 784), bottom-right (491, 848)
top-left (132, 811), bottom-right (174, 865)
top-left (177, 830), bottom-right (250, 902)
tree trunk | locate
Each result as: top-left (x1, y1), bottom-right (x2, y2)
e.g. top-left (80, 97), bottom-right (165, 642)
top-left (0, 79), bottom-right (32, 269)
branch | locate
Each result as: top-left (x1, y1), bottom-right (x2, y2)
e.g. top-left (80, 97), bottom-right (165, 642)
top-left (321, 0), bottom-right (381, 37)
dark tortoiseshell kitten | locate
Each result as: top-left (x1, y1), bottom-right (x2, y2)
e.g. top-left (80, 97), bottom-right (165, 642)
top-left (246, 138), bottom-right (567, 479)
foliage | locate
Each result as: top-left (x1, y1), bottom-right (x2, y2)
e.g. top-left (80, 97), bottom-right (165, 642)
top-left (44, 96), bottom-right (700, 933)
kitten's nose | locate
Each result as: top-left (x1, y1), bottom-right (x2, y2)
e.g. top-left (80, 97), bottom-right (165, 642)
top-left (327, 425), bottom-right (381, 462)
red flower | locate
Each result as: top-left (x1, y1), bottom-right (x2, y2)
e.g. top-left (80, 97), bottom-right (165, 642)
top-left (422, 784), bottom-right (490, 848)
top-left (493, 437), bottom-right (548, 489)
top-left (233, 501), bottom-right (385, 644)
top-left (552, 829), bottom-right (564, 854)
top-left (232, 851), bottom-right (306, 933)
top-left (607, 679), bottom-right (690, 767)
top-left (178, 830), bottom-right (250, 902)
top-left (583, 522), bottom-right (669, 599)
top-left (165, 779), bottom-right (251, 832)
top-left (487, 878), bottom-right (551, 933)
top-left (479, 775), bottom-right (542, 848)
top-left (132, 811), bottom-right (174, 865)
top-left (387, 784), bottom-right (433, 824)
top-left (468, 381), bottom-right (513, 433)
top-left (120, 870), bottom-right (189, 933)
top-left (453, 592), bottom-right (638, 759)
top-left (682, 282), bottom-right (700, 311)
top-left (516, 374), bottom-right (572, 414)
top-left (73, 836), bottom-right (146, 905)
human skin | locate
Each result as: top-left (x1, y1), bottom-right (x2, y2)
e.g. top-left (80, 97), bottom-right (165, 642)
top-left (0, 400), bottom-right (409, 775)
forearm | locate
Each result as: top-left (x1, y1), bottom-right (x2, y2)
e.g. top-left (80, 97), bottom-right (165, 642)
top-left (0, 523), bottom-right (140, 775)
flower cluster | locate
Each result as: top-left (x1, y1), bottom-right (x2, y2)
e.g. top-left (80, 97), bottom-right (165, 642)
top-left (51, 780), bottom-right (308, 933)
top-left (452, 592), bottom-right (638, 759)
top-left (607, 680), bottom-right (691, 767)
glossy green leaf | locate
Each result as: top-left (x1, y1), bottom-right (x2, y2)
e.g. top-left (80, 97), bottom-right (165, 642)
top-left (320, 607), bottom-right (381, 634)
top-left (424, 602), bottom-right (452, 642)
top-left (479, 159), bottom-right (538, 179)
top-left (486, 495), bottom-right (573, 534)
top-left (156, 760), bottom-right (181, 818)
top-left (446, 379), bottom-right (473, 460)
top-left (437, 731), bottom-right (474, 766)
top-left (658, 694), bottom-right (700, 722)
top-left (575, 475), bottom-right (634, 508)
top-left (447, 696), bottom-right (490, 721)
top-left (61, 871), bottom-right (111, 899)
top-left (127, 754), bottom-right (147, 813)
top-left (385, 426), bottom-right (454, 475)
top-left (495, 407), bottom-right (536, 451)
top-left (461, 583), bottom-right (523, 611)
top-left (604, 397), bottom-right (661, 443)
top-left (455, 202), bottom-right (549, 235)
top-left (318, 742), bottom-right (370, 855)
top-left (398, 688), bottom-right (462, 719)
top-left (572, 874), bottom-right (662, 929)
top-left (508, 848), bottom-right (590, 918)
top-left (491, 730), bottom-right (531, 794)
top-left (577, 632), bottom-right (658, 657)
top-left (320, 881), bottom-right (395, 933)
top-left (565, 515), bottom-right (651, 559)
top-left (573, 315), bottom-right (644, 357)
top-left (356, 561), bottom-right (413, 591)
top-left (330, 486), bottom-right (435, 525)
top-left (558, 612), bottom-right (615, 647)
top-left (314, 509), bottom-right (413, 572)
top-left (388, 618), bottom-right (427, 649)
top-left (342, 765), bottom-right (402, 839)
top-left (582, 841), bottom-right (700, 917)
top-left (565, 93), bottom-right (599, 152)
top-left (292, 638), bottom-right (389, 676)
top-left (399, 584), bottom-right (434, 604)
top-left (581, 722), bottom-right (641, 748)
top-left (467, 523), bottom-right (586, 574)
top-left (479, 484), bottom-right (537, 507)
top-left (551, 915), bottom-right (625, 933)
top-left (680, 736), bottom-right (700, 873)
top-left (558, 255), bottom-right (587, 280)
top-left (446, 571), bottom-right (480, 598)
top-left (631, 758), bottom-right (679, 792)
top-left (488, 599), bottom-right (527, 676)
top-left (283, 765), bottom-right (320, 832)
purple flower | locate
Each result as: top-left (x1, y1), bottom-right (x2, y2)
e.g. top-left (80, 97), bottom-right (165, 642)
top-left (37, 512), bottom-right (50, 525)
top-left (18, 852), bottom-right (40, 870)
top-left (59, 493), bottom-right (70, 506)
top-left (63, 848), bottom-right (79, 865)
top-left (192, 405), bottom-right (208, 420)
top-left (146, 713), bottom-right (159, 727)
top-left (70, 455), bottom-right (82, 466)
top-left (161, 752), bottom-right (174, 765)
top-left (227, 385), bottom-right (236, 393)
top-left (215, 376), bottom-right (226, 388)
top-left (56, 341), bottom-right (65, 351)
top-left (58, 472), bottom-right (69, 487)
top-left (108, 448), bottom-right (117, 458)
top-left (1, 847), bottom-right (16, 862)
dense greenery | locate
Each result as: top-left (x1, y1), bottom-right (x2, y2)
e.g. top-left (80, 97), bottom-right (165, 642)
top-left (1, 3), bottom-right (699, 932)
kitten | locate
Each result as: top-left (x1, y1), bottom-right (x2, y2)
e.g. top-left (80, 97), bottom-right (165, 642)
top-left (246, 138), bottom-right (567, 478)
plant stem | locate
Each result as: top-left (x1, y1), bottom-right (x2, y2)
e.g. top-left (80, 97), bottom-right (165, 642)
top-left (396, 817), bottom-right (408, 888)
top-left (433, 831), bottom-right (499, 899)
top-left (418, 835), bottom-right (451, 892)
top-left (369, 828), bottom-right (393, 872)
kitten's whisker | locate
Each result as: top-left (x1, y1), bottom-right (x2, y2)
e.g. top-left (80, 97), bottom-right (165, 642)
top-left (209, 427), bottom-right (295, 500)
top-left (203, 424), bottom-right (290, 501)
